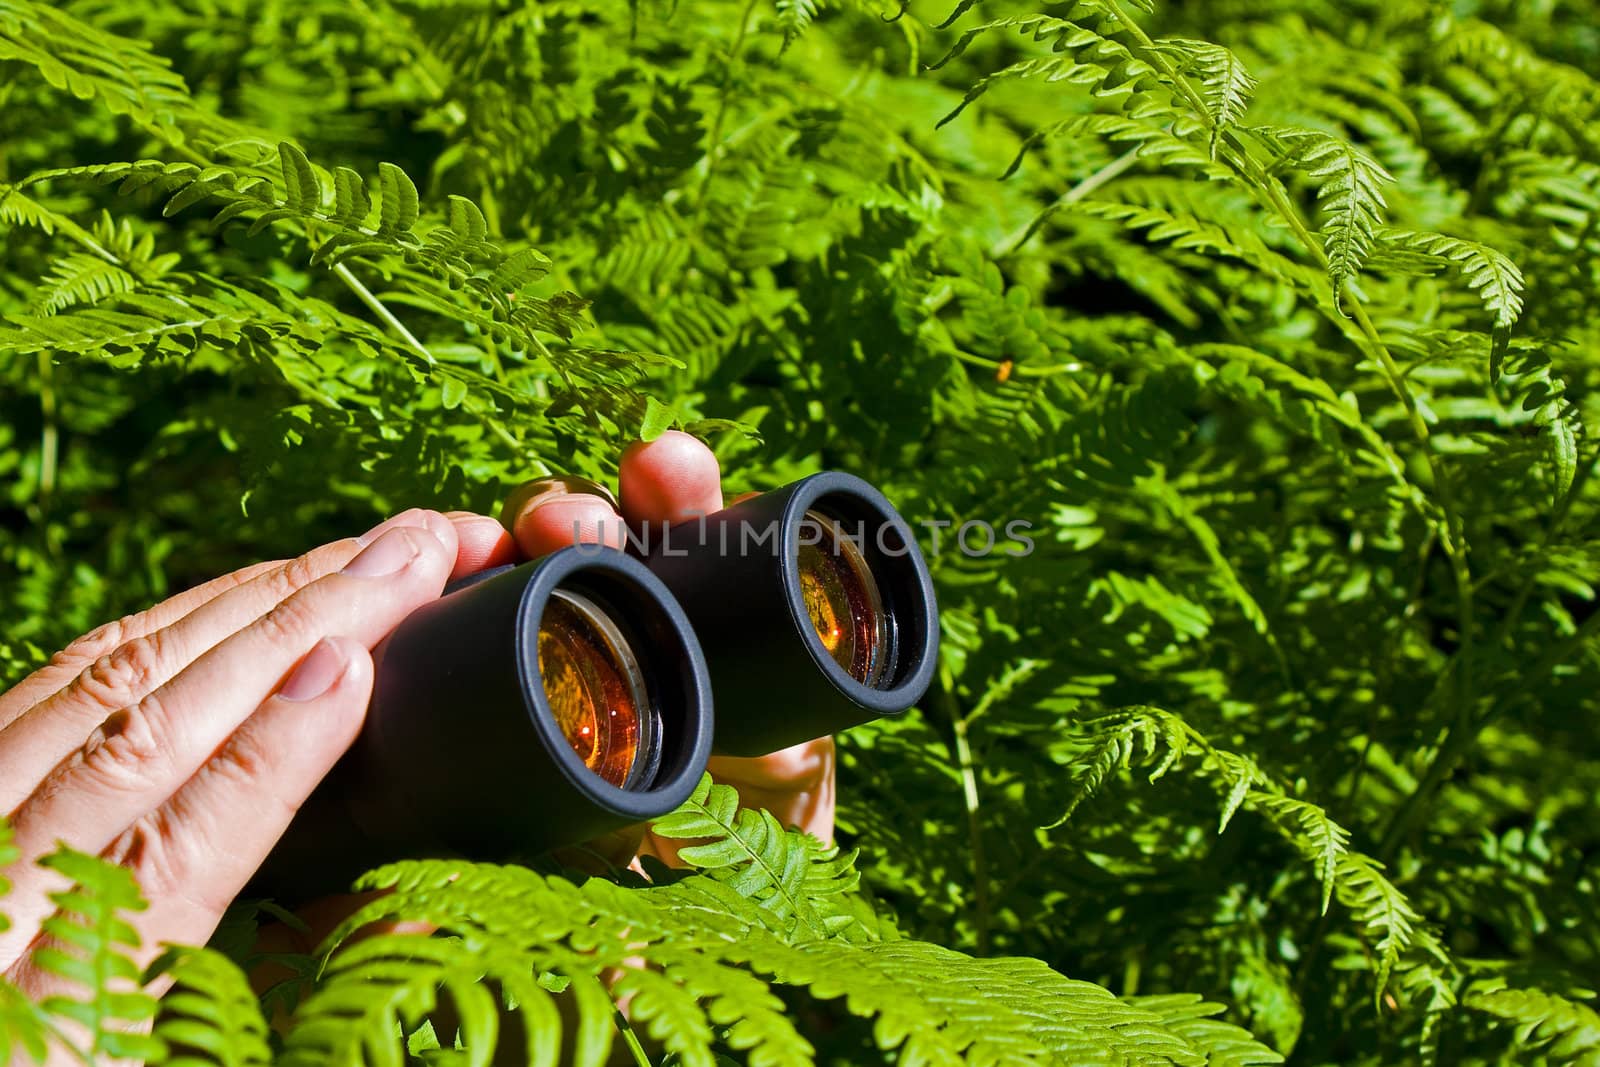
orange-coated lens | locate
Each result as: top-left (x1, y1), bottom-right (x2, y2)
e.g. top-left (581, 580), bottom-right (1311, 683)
top-left (537, 590), bottom-right (651, 788)
top-left (797, 510), bottom-right (890, 687)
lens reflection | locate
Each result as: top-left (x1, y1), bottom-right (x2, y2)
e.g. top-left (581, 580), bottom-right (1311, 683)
top-left (537, 590), bottom-right (652, 788)
top-left (797, 510), bottom-right (890, 687)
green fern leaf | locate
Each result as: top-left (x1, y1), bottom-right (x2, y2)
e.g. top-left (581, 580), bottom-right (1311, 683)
top-left (1380, 228), bottom-right (1525, 330)
top-left (775, 0), bottom-right (820, 52)
top-left (1271, 127), bottom-right (1393, 297)
top-left (31, 252), bottom-right (137, 314)
top-left (278, 142), bottom-right (322, 214)
top-left (379, 161), bottom-right (421, 235)
top-left (1156, 38), bottom-right (1257, 147)
top-left (145, 946), bottom-right (272, 1067)
top-left (1127, 995), bottom-right (1284, 1067)
top-left (1245, 793), bottom-right (1349, 914)
top-left (1465, 986), bottom-right (1600, 1066)
top-left (32, 848), bottom-right (163, 1063)
top-left (650, 775), bottom-right (831, 937)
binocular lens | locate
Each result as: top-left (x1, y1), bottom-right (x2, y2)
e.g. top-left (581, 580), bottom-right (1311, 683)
top-left (537, 589), bottom-right (656, 789)
top-left (797, 510), bottom-right (890, 688)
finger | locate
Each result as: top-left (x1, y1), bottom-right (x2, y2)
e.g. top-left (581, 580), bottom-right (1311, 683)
top-left (0, 510), bottom-right (455, 809)
top-left (445, 512), bottom-right (519, 580)
top-left (0, 526), bottom-right (454, 958)
top-left (618, 431), bottom-right (724, 526)
top-left (506, 489), bottom-right (627, 558)
top-left (1, 509), bottom-right (451, 730)
top-left (499, 475), bottom-right (618, 531)
top-left (99, 637), bottom-right (374, 960)
top-left (4, 639), bottom-right (377, 988)
top-left (0, 558), bottom-right (285, 731)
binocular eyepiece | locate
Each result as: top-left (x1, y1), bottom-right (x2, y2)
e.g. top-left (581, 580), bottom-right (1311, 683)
top-left (260, 473), bottom-right (936, 895)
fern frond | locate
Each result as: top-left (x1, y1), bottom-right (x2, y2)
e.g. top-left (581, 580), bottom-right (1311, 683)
top-left (1465, 985), bottom-right (1600, 1066)
top-left (1127, 994), bottom-right (1285, 1067)
top-left (1155, 38), bottom-right (1257, 149)
top-left (756, 940), bottom-right (1208, 1066)
top-left (930, 14), bottom-right (1166, 128)
top-left (650, 775), bottom-right (862, 938)
top-left (326, 781), bottom-right (1276, 1066)
top-left (1003, 113), bottom-right (1223, 181)
top-left (0, 979), bottom-right (49, 1067)
top-left (1380, 228), bottom-right (1525, 330)
top-left (146, 946), bottom-right (272, 1067)
top-left (1332, 854), bottom-right (1421, 1001)
top-left (1045, 706), bottom-right (1197, 827)
top-left (31, 849), bottom-right (163, 1063)
top-left (0, 184), bottom-right (63, 234)
top-left (1245, 792), bottom-right (1349, 915)
top-left (0, 0), bottom-right (255, 146)
top-left (1267, 126), bottom-right (1393, 296)
top-left (31, 253), bottom-right (137, 314)
top-left (775, 0), bottom-right (820, 52)
top-left (0, 822), bottom-right (49, 1066)
top-left (280, 934), bottom-right (566, 1067)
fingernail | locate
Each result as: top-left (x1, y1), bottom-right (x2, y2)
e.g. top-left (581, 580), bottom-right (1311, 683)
top-left (342, 527), bottom-right (423, 577)
top-left (420, 511), bottom-right (455, 548)
top-left (358, 508), bottom-right (424, 546)
top-left (279, 638), bottom-right (347, 702)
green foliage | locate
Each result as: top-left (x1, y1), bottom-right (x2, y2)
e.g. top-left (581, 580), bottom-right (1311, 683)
top-left (33, 849), bottom-right (165, 1061)
top-left (2, 0), bottom-right (1599, 1063)
top-left (0, 782), bottom-right (1287, 1064)
top-left (146, 947), bottom-right (274, 1067)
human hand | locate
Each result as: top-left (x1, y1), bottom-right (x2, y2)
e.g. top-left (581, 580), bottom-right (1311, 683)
top-left (0, 509), bottom-right (486, 1002)
top-left (499, 430), bottom-right (837, 856)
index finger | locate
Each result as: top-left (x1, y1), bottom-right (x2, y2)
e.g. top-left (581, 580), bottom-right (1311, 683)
top-left (502, 476), bottom-right (628, 558)
top-left (618, 431), bottom-right (724, 526)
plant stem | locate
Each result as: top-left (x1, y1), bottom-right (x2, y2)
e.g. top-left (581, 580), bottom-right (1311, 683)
top-left (36, 349), bottom-right (58, 507)
top-left (693, 0), bottom-right (762, 216)
top-left (614, 1011), bottom-right (655, 1067)
top-left (937, 667), bottom-right (992, 955)
top-left (331, 262), bottom-right (436, 364)
top-left (993, 146), bottom-right (1141, 257)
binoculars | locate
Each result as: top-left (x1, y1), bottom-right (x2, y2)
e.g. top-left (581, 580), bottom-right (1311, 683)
top-left (261, 473), bottom-right (937, 895)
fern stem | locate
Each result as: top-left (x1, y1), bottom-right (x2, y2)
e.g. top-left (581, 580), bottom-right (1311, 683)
top-left (331, 262), bottom-right (436, 365)
top-left (993, 147), bottom-right (1141, 257)
top-left (693, 0), bottom-right (762, 216)
top-left (936, 667), bottom-right (992, 955)
top-left (35, 350), bottom-right (57, 506)
top-left (614, 1011), bottom-right (655, 1067)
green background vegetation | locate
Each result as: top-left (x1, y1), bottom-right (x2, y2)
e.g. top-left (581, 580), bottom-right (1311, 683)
top-left (2, 0), bottom-right (1599, 1062)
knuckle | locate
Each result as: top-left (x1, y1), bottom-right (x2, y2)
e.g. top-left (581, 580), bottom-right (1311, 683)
top-left (79, 699), bottom-right (172, 795)
top-left (107, 814), bottom-right (222, 915)
top-left (55, 616), bottom-right (131, 668)
top-left (72, 631), bottom-right (171, 710)
top-left (254, 595), bottom-right (321, 648)
top-left (205, 739), bottom-right (299, 824)
top-left (263, 552), bottom-right (327, 604)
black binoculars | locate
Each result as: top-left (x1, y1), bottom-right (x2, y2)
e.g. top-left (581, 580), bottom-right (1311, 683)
top-left (261, 473), bottom-right (937, 895)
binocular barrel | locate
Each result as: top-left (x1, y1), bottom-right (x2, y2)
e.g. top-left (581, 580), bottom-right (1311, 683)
top-left (258, 473), bottom-right (936, 896)
top-left (641, 471), bottom-right (938, 756)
